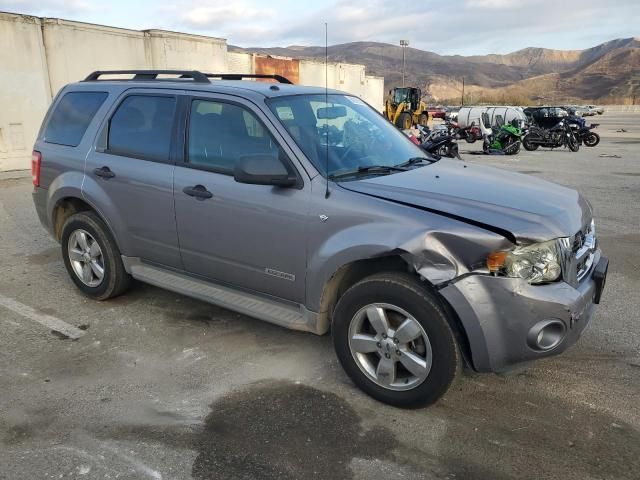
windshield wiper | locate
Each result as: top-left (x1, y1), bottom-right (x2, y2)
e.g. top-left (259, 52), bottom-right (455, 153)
top-left (329, 165), bottom-right (407, 180)
top-left (396, 156), bottom-right (438, 168)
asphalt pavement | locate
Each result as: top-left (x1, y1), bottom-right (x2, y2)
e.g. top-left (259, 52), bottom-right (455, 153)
top-left (0, 112), bottom-right (638, 480)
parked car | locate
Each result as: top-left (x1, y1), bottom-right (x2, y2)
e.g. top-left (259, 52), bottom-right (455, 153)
top-left (563, 105), bottom-right (594, 117)
top-left (586, 105), bottom-right (604, 115)
top-left (427, 106), bottom-right (448, 120)
top-left (32, 70), bottom-right (608, 408)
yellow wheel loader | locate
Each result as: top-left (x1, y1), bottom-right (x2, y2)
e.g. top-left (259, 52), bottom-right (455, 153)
top-left (384, 87), bottom-right (430, 130)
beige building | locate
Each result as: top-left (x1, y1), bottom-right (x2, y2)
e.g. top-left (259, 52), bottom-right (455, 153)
top-left (0, 12), bottom-right (384, 172)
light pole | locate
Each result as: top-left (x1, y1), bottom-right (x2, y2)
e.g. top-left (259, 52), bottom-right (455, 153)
top-left (400, 40), bottom-right (409, 87)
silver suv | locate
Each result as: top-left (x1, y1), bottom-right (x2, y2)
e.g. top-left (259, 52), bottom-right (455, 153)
top-left (32, 70), bottom-right (608, 408)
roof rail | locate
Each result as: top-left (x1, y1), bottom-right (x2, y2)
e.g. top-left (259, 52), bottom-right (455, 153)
top-left (204, 73), bottom-right (293, 84)
top-left (83, 70), bottom-right (211, 83)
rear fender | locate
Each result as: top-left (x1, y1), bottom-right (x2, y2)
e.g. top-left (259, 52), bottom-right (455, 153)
top-left (79, 175), bottom-right (132, 255)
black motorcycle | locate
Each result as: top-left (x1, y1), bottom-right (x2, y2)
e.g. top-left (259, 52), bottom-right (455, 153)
top-left (522, 119), bottom-right (580, 152)
top-left (567, 117), bottom-right (600, 147)
top-left (416, 125), bottom-right (460, 159)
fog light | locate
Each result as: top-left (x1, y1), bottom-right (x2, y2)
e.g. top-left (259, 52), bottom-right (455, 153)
top-left (527, 320), bottom-right (566, 351)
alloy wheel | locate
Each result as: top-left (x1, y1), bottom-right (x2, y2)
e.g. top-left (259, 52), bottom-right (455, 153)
top-left (348, 303), bottom-right (432, 391)
top-left (67, 229), bottom-right (105, 287)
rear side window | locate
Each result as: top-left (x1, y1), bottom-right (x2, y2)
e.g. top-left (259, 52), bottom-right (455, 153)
top-left (44, 91), bottom-right (108, 147)
top-left (108, 95), bottom-right (176, 162)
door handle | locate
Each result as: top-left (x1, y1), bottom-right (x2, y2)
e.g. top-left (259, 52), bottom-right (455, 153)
top-left (93, 166), bottom-right (115, 179)
top-left (183, 185), bottom-right (213, 200)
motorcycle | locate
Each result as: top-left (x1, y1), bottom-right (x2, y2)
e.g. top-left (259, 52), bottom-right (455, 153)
top-left (567, 116), bottom-right (600, 147)
top-left (478, 113), bottom-right (522, 155)
top-left (416, 125), bottom-right (461, 159)
top-left (522, 119), bottom-right (580, 152)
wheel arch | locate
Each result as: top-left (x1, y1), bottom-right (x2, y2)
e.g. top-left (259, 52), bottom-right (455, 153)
top-left (50, 192), bottom-right (123, 256)
top-left (315, 252), bottom-right (475, 369)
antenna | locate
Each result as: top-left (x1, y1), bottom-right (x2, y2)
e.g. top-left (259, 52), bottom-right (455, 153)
top-left (324, 22), bottom-right (330, 199)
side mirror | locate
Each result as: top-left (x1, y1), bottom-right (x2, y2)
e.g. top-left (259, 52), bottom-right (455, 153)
top-left (234, 154), bottom-right (297, 187)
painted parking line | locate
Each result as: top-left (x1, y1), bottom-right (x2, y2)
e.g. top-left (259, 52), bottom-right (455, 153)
top-left (0, 293), bottom-right (86, 339)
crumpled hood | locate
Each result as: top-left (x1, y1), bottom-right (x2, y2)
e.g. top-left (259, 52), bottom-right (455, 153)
top-left (339, 159), bottom-right (592, 243)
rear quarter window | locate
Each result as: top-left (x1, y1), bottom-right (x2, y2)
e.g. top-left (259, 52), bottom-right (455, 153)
top-left (44, 91), bottom-right (108, 147)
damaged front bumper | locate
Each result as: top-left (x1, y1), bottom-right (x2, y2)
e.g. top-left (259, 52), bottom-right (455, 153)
top-left (440, 250), bottom-right (608, 373)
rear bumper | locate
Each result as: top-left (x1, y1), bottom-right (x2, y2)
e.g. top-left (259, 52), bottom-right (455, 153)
top-left (32, 186), bottom-right (54, 237)
top-left (440, 251), bottom-right (606, 373)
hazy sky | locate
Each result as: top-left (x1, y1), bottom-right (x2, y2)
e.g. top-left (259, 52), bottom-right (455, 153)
top-left (1, 0), bottom-right (638, 55)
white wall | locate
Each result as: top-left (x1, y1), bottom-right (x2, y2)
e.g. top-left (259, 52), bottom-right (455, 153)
top-left (42, 19), bottom-right (147, 96)
top-left (0, 13), bottom-right (385, 171)
top-left (364, 76), bottom-right (385, 112)
top-left (145, 30), bottom-right (227, 72)
top-left (0, 13), bottom-right (52, 171)
top-left (227, 52), bottom-right (253, 74)
top-left (299, 60), bottom-right (383, 111)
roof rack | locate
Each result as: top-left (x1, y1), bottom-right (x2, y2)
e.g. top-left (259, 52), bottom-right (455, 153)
top-left (82, 70), bottom-right (293, 85)
top-left (83, 70), bottom-right (211, 83)
top-left (203, 73), bottom-right (293, 84)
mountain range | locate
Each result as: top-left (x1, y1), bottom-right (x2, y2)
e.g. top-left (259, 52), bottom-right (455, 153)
top-left (230, 37), bottom-right (640, 104)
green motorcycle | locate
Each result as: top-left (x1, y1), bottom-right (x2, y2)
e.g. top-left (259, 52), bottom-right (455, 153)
top-left (481, 114), bottom-right (522, 155)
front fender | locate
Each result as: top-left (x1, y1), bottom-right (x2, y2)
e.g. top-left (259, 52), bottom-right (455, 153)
top-left (305, 183), bottom-right (514, 312)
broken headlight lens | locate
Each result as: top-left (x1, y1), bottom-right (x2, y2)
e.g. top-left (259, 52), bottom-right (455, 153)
top-left (487, 239), bottom-right (562, 284)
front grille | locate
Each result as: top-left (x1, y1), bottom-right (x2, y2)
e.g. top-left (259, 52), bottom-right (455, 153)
top-left (574, 221), bottom-right (596, 282)
top-left (560, 220), bottom-right (596, 285)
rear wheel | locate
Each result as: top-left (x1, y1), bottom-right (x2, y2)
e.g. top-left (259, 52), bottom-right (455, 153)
top-left (584, 132), bottom-right (600, 147)
top-left (61, 211), bottom-right (131, 300)
top-left (332, 273), bottom-right (459, 408)
top-left (522, 133), bottom-right (540, 151)
top-left (396, 112), bottom-right (413, 130)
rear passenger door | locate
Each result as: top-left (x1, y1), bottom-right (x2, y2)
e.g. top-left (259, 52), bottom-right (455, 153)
top-left (173, 94), bottom-right (309, 303)
top-left (84, 89), bottom-right (182, 269)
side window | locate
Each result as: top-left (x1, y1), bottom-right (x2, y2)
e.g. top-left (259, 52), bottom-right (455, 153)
top-left (107, 95), bottom-right (176, 162)
top-left (187, 100), bottom-right (280, 174)
top-left (44, 91), bottom-right (108, 147)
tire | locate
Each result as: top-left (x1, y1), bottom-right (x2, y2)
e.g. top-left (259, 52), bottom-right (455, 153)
top-left (332, 273), bottom-right (460, 408)
top-left (464, 134), bottom-right (477, 144)
top-left (505, 140), bottom-right (520, 155)
top-left (584, 132), bottom-right (600, 147)
top-left (60, 211), bottom-right (131, 300)
top-left (567, 134), bottom-right (580, 152)
top-left (418, 113), bottom-right (429, 127)
top-left (522, 134), bottom-right (540, 151)
top-left (396, 112), bottom-right (413, 130)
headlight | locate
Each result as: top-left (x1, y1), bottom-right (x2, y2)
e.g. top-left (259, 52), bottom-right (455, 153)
top-left (487, 239), bottom-right (562, 284)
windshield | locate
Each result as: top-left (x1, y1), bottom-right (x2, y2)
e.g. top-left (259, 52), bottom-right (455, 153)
top-left (267, 94), bottom-right (429, 179)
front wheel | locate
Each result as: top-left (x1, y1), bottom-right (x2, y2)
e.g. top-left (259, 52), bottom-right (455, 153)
top-left (584, 132), bottom-right (600, 147)
top-left (332, 273), bottom-right (459, 408)
top-left (567, 134), bottom-right (580, 152)
top-left (396, 112), bottom-right (413, 130)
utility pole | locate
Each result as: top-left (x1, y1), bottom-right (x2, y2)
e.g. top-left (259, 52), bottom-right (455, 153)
top-left (400, 40), bottom-right (409, 87)
top-left (461, 77), bottom-right (465, 106)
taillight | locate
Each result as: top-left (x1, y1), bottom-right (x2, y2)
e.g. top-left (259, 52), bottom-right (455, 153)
top-left (32, 151), bottom-right (42, 187)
